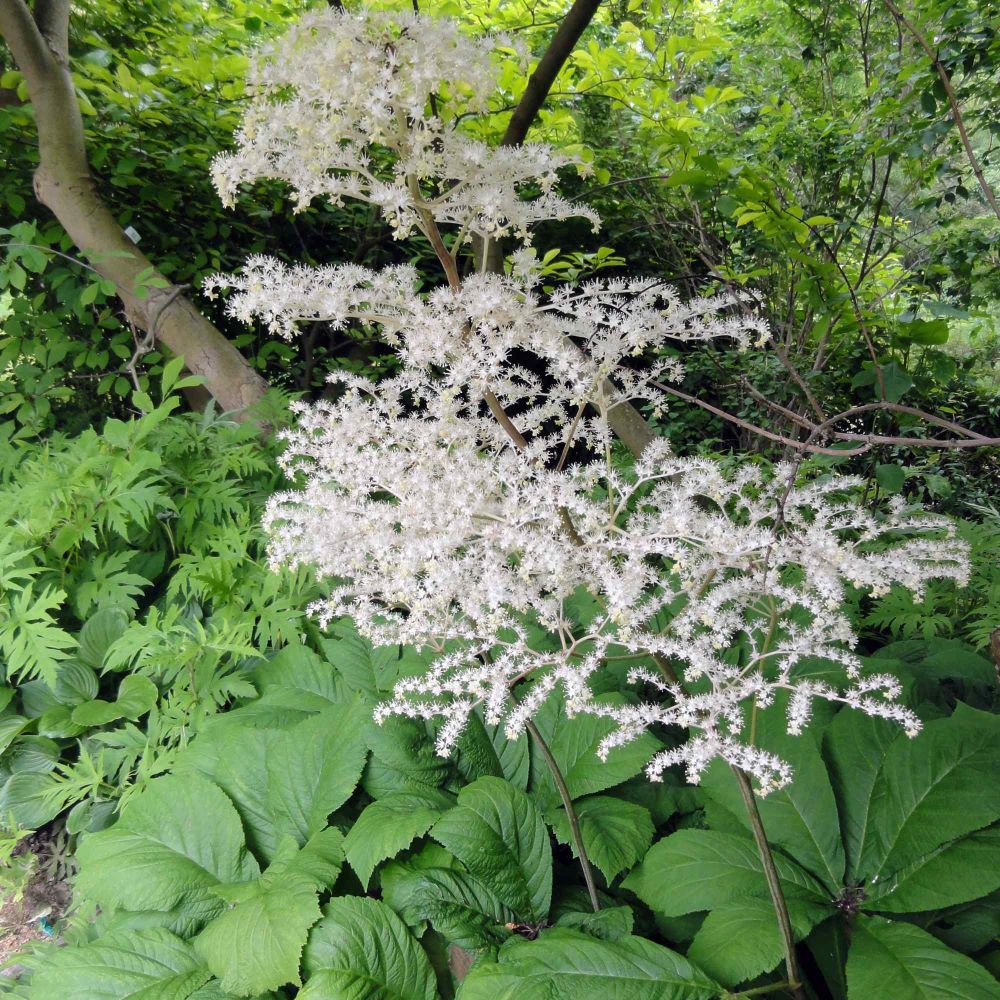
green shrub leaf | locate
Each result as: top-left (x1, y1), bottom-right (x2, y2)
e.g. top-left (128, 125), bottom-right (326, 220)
top-left (548, 795), bottom-right (654, 883)
top-left (529, 693), bottom-right (660, 809)
top-left (860, 704), bottom-right (1000, 879)
top-left (622, 829), bottom-right (826, 916)
top-left (31, 928), bottom-right (212, 1000)
top-left (867, 826), bottom-right (1000, 913)
top-left (195, 873), bottom-right (321, 996)
top-left (208, 699), bottom-right (369, 863)
top-left (344, 788), bottom-right (453, 887)
top-left (687, 896), bottom-right (830, 987)
top-left (700, 721), bottom-right (845, 892)
top-left (382, 856), bottom-right (513, 949)
top-left (75, 774), bottom-right (259, 927)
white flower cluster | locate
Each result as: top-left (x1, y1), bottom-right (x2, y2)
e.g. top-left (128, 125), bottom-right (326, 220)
top-left (213, 8), bottom-right (970, 794)
top-left (266, 417), bottom-right (967, 792)
top-left (205, 258), bottom-right (768, 428)
top-left (211, 7), bottom-right (597, 242)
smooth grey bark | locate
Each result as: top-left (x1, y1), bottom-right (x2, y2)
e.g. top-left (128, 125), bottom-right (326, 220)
top-left (0, 0), bottom-right (267, 416)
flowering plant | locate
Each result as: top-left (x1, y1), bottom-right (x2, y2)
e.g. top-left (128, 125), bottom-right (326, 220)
top-left (207, 6), bottom-right (967, 795)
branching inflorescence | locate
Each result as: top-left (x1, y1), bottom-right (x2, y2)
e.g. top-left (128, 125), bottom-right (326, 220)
top-left (208, 7), bottom-right (968, 794)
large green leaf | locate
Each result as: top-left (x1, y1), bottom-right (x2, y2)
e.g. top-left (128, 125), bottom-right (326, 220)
top-left (867, 826), bottom-right (1000, 914)
top-left (847, 915), bottom-right (1000, 999)
top-left (701, 720), bottom-right (845, 892)
top-left (686, 896), bottom-right (830, 988)
top-left (253, 642), bottom-right (347, 712)
top-left (382, 858), bottom-right (513, 950)
top-left (363, 716), bottom-right (450, 798)
top-left (0, 715), bottom-right (30, 756)
top-left (344, 788), bottom-right (453, 888)
top-left (432, 776), bottom-right (552, 923)
top-left (75, 774), bottom-right (259, 927)
top-left (76, 606), bottom-right (129, 670)
top-left (529, 692), bottom-right (659, 810)
top-left (456, 711), bottom-right (529, 791)
top-left (823, 709), bottom-right (902, 883)
top-left (52, 658), bottom-right (99, 705)
top-left (622, 829), bottom-right (826, 917)
top-left (208, 699), bottom-right (369, 863)
top-left (0, 771), bottom-right (61, 829)
top-left (71, 674), bottom-right (158, 727)
top-left (300, 896), bottom-right (439, 1000)
top-left (860, 704), bottom-right (1000, 879)
top-left (554, 904), bottom-right (635, 942)
top-left (456, 928), bottom-right (719, 999)
top-left (548, 795), bottom-right (654, 883)
top-left (30, 928), bottom-right (212, 1000)
top-left (195, 871), bottom-right (321, 996)
top-left (318, 621), bottom-right (421, 702)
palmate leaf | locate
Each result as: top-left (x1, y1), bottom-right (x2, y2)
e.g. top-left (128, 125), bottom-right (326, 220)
top-left (432, 776), bottom-right (552, 923)
top-left (686, 896), bottom-right (830, 988)
top-left (548, 795), bottom-right (654, 883)
top-left (382, 855), bottom-right (514, 950)
top-left (858, 704), bottom-right (1000, 880)
top-left (866, 826), bottom-right (1000, 914)
top-left (700, 712), bottom-right (845, 893)
top-left (195, 872), bottom-right (321, 997)
top-left (344, 788), bottom-right (453, 887)
top-left (300, 896), bottom-right (439, 1000)
top-left (554, 904), bottom-right (635, 942)
top-left (847, 916), bottom-right (1000, 1000)
top-left (823, 709), bottom-right (902, 884)
top-left (456, 710), bottom-right (530, 791)
top-left (622, 829), bottom-right (827, 917)
top-left (363, 715), bottom-right (450, 798)
top-left (75, 774), bottom-right (260, 929)
top-left (252, 642), bottom-right (348, 711)
top-left (456, 928), bottom-right (719, 1000)
top-left (30, 928), bottom-right (212, 1000)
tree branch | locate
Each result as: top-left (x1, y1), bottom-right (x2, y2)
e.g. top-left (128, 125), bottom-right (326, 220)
top-left (883, 0), bottom-right (1000, 222)
top-left (502, 0), bottom-right (603, 147)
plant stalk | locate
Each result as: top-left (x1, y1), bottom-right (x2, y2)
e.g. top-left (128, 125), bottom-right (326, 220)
top-left (526, 720), bottom-right (601, 913)
top-left (731, 765), bottom-right (805, 1000)
top-left (725, 981), bottom-right (800, 999)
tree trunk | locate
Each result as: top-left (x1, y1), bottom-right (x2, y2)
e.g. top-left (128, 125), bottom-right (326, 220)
top-left (0, 0), bottom-right (267, 416)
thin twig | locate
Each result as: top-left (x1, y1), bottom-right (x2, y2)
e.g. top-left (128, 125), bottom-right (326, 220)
top-left (883, 0), bottom-right (1000, 221)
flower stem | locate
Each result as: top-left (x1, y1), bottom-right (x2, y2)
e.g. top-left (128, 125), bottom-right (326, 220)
top-left (725, 980), bottom-right (800, 999)
top-left (526, 720), bottom-right (601, 913)
top-left (731, 765), bottom-right (805, 1000)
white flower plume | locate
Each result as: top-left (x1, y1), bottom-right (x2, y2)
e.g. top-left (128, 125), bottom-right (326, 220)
top-left (211, 7), bottom-right (598, 242)
top-left (210, 8), bottom-right (970, 796)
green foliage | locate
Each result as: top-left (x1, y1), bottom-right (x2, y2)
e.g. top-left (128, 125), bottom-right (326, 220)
top-left (457, 929), bottom-right (720, 1000)
top-left (623, 699), bottom-right (1000, 992)
top-left (0, 378), bottom-right (317, 831)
